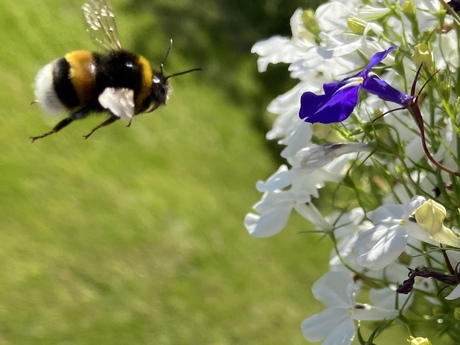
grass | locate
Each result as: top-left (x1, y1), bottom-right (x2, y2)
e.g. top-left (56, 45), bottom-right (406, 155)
top-left (0, 0), bottom-right (332, 344)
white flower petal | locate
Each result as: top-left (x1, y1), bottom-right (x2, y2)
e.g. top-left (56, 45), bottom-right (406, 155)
top-left (315, 2), bottom-right (351, 34)
top-left (367, 205), bottom-right (404, 224)
top-left (446, 284), bottom-right (460, 300)
top-left (312, 270), bottom-right (353, 307)
top-left (369, 286), bottom-right (412, 310)
top-left (355, 225), bottom-right (408, 270)
top-left (256, 166), bottom-right (295, 192)
top-left (405, 195), bottom-right (427, 214)
top-left (244, 203), bottom-right (292, 238)
top-left (294, 203), bottom-right (332, 231)
top-left (252, 191), bottom-right (292, 213)
top-left (301, 306), bottom-right (354, 344)
top-left (321, 317), bottom-right (355, 345)
top-left (290, 8), bottom-right (306, 38)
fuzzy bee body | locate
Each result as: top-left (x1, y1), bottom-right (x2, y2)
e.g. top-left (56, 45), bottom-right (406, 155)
top-left (35, 50), bottom-right (165, 116)
top-left (31, 0), bottom-right (197, 142)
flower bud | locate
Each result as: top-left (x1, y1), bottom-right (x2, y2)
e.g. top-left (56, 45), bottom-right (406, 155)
top-left (454, 307), bottom-right (460, 320)
top-left (311, 123), bottom-right (346, 142)
top-left (412, 43), bottom-right (433, 71)
top-left (403, 1), bottom-right (415, 16)
top-left (408, 336), bottom-right (432, 345)
top-left (414, 199), bottom-right (460, 247)
top-left (348, 16), bottom-right (366, 35)
top-left (302, 9), bottom-right (320, 37)
top-left (439, 79), bottom-right (451, 101)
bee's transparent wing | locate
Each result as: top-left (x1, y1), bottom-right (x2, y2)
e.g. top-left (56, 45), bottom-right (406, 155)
top-left (98, 88), bottom-right (134, 121)
top-left (82, 0), bottom-right (122, 51)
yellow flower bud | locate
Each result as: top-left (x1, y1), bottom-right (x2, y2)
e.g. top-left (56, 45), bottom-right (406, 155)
top-left (454, 307), bottom-right (460, 320)
top-left (415, 200), bottom-right (460, 248)
top-left (348, 16), bottom-right (366, 35)
top-left (408, 336), bottom-right (432, 345)
top-left (301, 9), bottom-right (320, 37)
top-left (403, 1), bottom-right (415, 16)
top-left (311, 123), bottom-right (347, 142)
top-left (412, 43), bottom-right (433, 71)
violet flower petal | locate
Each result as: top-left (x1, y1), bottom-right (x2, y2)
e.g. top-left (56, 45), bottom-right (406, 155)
top-left (363, 76), bottom-right (413, 106)
top-left (300, 86), bottom-right (360, 123)
top-left (362, 46), bottom-right (396, 75)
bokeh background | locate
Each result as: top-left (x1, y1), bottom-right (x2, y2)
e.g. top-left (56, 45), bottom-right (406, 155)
top-left (0, 0), bottom-right (335, 344)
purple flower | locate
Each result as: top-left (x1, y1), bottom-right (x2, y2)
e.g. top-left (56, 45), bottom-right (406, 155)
top-left (299, 46), bottom-right (414, 124)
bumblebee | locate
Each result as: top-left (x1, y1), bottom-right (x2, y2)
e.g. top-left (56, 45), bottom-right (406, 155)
top-left (32, 0), bottom-right (200, 142)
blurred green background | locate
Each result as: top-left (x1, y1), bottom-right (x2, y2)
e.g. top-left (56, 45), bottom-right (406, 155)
top-left (0, 0), bottom-right (334, 344)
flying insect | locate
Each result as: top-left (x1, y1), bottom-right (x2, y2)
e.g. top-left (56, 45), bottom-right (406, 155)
top-left (31, 0), bottom-right (200, 142)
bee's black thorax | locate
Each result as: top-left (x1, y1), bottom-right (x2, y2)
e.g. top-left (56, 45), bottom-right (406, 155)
top-left (93, 51), bottom-right (144, 96)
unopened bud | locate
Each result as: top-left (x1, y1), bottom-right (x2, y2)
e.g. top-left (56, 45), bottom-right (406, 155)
top-left (348, 16), bottom-right (366, 35)
top-left (412, 43), bottom-right (433, 71)
top-left (302, 10), bottom-right (320, 37)
top-left (454, 307), bottom-right (460, 320)
top-left (403, 1), bottom-right (415, 16)
top-left (408, 336), bottom-right (432, 345)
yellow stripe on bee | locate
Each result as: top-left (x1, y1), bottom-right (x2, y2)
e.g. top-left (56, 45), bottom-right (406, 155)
top-left (65, 50), bottom-right (96, 103)
top-left (135, 55), bottom-right (153, 108)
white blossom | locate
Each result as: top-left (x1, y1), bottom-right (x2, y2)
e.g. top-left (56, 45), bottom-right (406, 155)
top-left (301, 269), bottom-right (398, 345)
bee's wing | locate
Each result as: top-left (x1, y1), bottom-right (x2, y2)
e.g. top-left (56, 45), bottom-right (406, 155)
top-left (98, 88), bottom-right (134, 121)
top-left (82, 0), bottom-right (122, 51)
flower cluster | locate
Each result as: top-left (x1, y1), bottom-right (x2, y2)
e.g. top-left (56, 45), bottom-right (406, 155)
top-left (247, 1), bottom-right (460, 344)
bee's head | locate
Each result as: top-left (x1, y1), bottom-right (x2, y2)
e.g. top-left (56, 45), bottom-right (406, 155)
top-left (150, 73), bottom-right (169, 106)
top-left (143, 40), bottom-right (201, 113)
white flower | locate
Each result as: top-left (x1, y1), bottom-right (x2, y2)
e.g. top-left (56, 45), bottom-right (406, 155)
top-left (265, 85), bottom-right (310, 141)
top-left (255, 164), bottom-right (295, 192)
top-left (244, 187), bottom-right (331, 238)
top-left (254, 163), bottom-right (337, 199)
top-left (244, 189), bottom-right (302, 238)
top-left (246, 141), bottom-right (372, 238)
top-left (369, 286), bottom-right (411, 311)
top-left (246, 0), bottom-right (460, 342)
top-left (446, 285), bottom-right (460, 300)
top-left (301, 269), bottom-right (399, 345)
top-left (434, 117), bottom-right (459, 173)
top-left (327, 208), bottom-right (372, 266)
top-left (433, 29), bottom-right (459, 71)
top-left (355, 196), bottom-right (438, 270)
top-left (279, 122), bottom-right (313, 159)
top-left (295, 142), bottom-right (371, 170)
top-left (315, 1), bottom-right (352, 34)
top-left (251, 8), bottom-right (313, 73)
top-left (414, 0), bottom-right (442, 32)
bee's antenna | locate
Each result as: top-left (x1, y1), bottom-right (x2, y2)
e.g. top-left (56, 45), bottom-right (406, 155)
top-left (160, 39), bottom-right (202, 80)
top-left (160, 39), bottom-right (173, 74)
top-left (165, 68), bottom-right (203, 81)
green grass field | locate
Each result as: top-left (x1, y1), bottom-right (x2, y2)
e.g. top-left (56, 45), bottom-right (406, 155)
top-left (0, 0), bottom-right (333, 344)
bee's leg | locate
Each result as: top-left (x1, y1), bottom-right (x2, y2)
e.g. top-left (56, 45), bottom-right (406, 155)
top-left (30, 117), bottom-right (74, 143)
top-left (83, 116), bottom-right (119, 140)
top-left (30, 106), bottom-right (93, 143)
